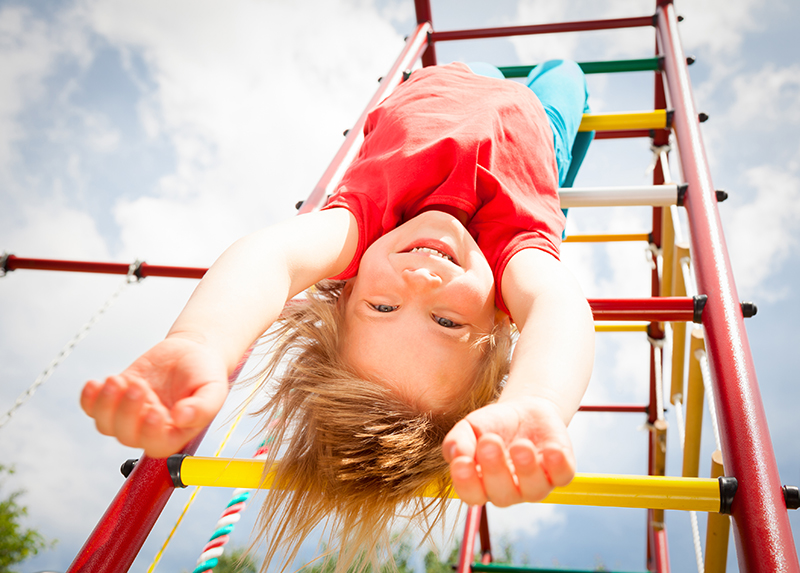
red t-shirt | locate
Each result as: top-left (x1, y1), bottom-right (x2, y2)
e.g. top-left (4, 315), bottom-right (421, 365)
top-left (322, 62), bottom-right (564, 315)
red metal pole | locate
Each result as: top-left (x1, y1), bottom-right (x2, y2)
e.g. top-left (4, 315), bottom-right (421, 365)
top-left (67, 357), bottom-right (249, 573)
top-left (3, 255), bottom-right (207, 279)
top-left (595, 128), bottom-right (669, 140)
top-left (588, 297), bottom-right (696, 322)
top-left (429, 15), bottom-right (654, 43)
top-left (413, 0), bottom-right (437, 66)
top-left (298, 22), bottom-right (431, 215)
top-left (656, 3), bottom-right (799, 570)
top-left (456, 505), bottom-right (482, 573)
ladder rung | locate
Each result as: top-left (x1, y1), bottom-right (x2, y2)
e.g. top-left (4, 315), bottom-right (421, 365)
top-left (559, 184), bottom-right (681, 208)
top-left (566, 233), bottom-right (650, 243)
top-left (580, 109), bottom-right (670, 132)
top-left (499, 57), bottom-right (660, 78)
top-left (472, 564), bottom-right (648, 573)
top-left (170, 456), bottom-right (734, 513)
top-left (594, 323), bottom-right (649, 332)
top-left (589, 297), bottom-right (698, 322)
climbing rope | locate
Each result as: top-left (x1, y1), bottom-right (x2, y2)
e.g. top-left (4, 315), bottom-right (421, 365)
top-left (0, 261), bottom-right (141, 430)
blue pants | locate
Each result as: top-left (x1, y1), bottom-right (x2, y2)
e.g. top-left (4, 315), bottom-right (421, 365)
top-left (468, 60), bottom-right (593, 189)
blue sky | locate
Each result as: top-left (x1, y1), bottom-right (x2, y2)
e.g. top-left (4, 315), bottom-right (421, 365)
top-left (1, 1), bottom-right (799, 572)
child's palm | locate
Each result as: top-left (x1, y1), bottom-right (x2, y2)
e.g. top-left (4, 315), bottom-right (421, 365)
top-left (443, 397), bottom-right (575, 507)
top-left (80, 337), bottom-right (229, 458)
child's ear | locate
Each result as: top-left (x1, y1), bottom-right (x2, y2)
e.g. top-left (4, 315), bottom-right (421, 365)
top-left (338, 280), bottom-right (354, 309)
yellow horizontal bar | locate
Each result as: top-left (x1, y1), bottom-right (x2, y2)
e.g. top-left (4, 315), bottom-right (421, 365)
top-left (177, 457), bottom-right (721, 513)
top-left (564, 233), bottom-right (650, 243)
top-left (594, 323), bottom-right (649, 332)
top-left (580, 109), bottom-right (668, 132)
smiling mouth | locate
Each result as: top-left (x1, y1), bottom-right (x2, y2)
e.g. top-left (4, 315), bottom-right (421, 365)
top-left (409, 246), bottom-right (454, 262)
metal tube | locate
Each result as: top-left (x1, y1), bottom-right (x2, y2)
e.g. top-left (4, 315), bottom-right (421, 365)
top-left (177, 457), bottom-right (726, 512)
top-left (3, 255), bottom-right (207, 279)
top-left (578, 404), bottom-right (649, 413)
top-left (594, 323), bottom-right (649, 332)
top-left (499, 57), bottom-right (660, 78)
top-left (563, 233), bottom-right (650, 243)
top-left (429, 15), bottom-right (654, 42)
top-left (580, 109), bottom-right (668, 132)
top-left (682, 330), bottom-right (705, 479)
top-left (456, 506), bottom-right (482, 573)
top-left (669, 243), bottom-right (690, 403)
top-left (298, 22), bottom-right (431, 214)
top-left (588, 297), bottom-right (695, 322)
top-left (559, 184), bottom-right (679, 208)
top-left (595, 128), bottom-right (670, 140)
top-left (705, 450), bottom-right (731, 573)
top-left (656, 4), bottom-right (799, 570)
top-left (413, 0), bottom-right (437, 66)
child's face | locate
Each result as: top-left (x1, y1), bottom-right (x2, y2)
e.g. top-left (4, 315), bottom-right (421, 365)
top-left (341, 210), bottom-right (498, 412)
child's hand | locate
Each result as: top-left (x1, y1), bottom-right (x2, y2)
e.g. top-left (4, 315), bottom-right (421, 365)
top-left (80, 336), bottom-right (230, 459)
top-left (442, 396), bottom-right (575, 507)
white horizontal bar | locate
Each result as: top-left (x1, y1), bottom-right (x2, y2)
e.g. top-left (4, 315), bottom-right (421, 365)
top-left (559, 184), bottom-right (680, 208)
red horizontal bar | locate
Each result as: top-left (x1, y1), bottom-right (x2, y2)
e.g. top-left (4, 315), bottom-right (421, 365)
top-left (3, 256), bottom-right (207, 280)
top-left (578, 404), bottom-right (649, 413)
top-left (588, 297), bottom-right (694, 322)
top-left (594, 128), bottom-right (670, 140)
top-left (5, 256), bottom-right (696, 321)
top-left (429, 15), bottom-right (653, 43)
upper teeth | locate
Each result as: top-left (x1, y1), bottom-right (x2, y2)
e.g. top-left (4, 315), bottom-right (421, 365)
top-left (410, 247), bottom-right (453, 261)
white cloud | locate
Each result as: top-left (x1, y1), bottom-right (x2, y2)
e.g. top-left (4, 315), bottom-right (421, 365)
top-left (722, 163), bottom-right (800, 300)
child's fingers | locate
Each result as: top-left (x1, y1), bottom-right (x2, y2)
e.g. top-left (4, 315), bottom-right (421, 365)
top-left (540, 445), bottom-right (576, 487)
top-left (112, 382), bottom-right (149, 448)
top-left (449, 456), bottom-right (487, 506)
top-left (475, 434), bottom-right (520, 507)
top-left (80, 379), bottom-right (102, 414)
top-left (170, 380), bottom-right (228, 429)
top-left (442, 418), bottom-right (478, 463)
top-left (509, 439), bottom-right (551, 502)
top-left (90, 376), bottom-right (128, 436)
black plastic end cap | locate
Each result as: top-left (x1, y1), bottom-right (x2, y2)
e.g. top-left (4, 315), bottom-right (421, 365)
top-left (167, 454), bottom-right (189, 488)
top-left (402, 69), bottom-right (412, 81)
top-left (783, 485), bottom-right (800, 509)
top-left (718, 476), bottom-right (738, 514)
top-left (120, 458), bottom-right (138, 478)
top-left (295, 200), bottom-right (304, 210)
top-left (656, 55), bottom-right (665, 70)
top-left (693, 294), bottom-right (708, 323)
top-left (676, 183), bottom-right (688, 206)
top-left (677, 14), bottom-right (685, 22)
top-left (699, 112), bottom-right (709, 123)
top-left (377, 76), bottom-right (383, 83)
top-left (686, 55), bottom-right (696, 65)
top-left (715, 189), bottom-right (728, 202)
top-left (665, 109), bottom-right (675, 128)
top-left (741, 301), bottom-right (758, 318)
top-left (343, 129), bottom-right (349, 137)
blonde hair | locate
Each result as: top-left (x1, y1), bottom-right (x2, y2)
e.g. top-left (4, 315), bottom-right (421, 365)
top-left (248, 281), bottom-right (512, 572)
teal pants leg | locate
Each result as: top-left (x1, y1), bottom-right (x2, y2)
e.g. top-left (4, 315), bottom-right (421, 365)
top-left (525, 59), bottom-right (594, 189)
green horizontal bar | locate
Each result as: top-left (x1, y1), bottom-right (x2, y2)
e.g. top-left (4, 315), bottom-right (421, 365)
top-left (472, 564), bottom-right (648, 573)
top-left (498, 57), bottom-right (661, 78)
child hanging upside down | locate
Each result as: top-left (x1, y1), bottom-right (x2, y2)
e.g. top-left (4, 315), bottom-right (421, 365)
top-left (81, 60), bottom-right (595, 569)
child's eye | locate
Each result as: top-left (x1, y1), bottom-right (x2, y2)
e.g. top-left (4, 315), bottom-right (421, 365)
top-left (371, 304), bottom-right (398, 313)
top-left (434, 315), bottom-right (461, 328)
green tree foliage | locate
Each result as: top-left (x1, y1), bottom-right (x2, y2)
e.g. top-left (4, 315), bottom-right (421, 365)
top-left (0, 465), bottom-right (50, 573)
top-left (213, 546), bottom-right (259, 573)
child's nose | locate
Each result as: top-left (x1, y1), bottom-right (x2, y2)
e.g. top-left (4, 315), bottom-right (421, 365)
top-left (402, 268), bottom-right (443, 291)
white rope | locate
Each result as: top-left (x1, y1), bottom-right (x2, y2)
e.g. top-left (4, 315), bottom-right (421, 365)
top-left (674, 389), bottom-right (705, 572)
top-left (697, 347), bottom-right (723, 452)
top-left (0, 262), bottom-right (141, 429)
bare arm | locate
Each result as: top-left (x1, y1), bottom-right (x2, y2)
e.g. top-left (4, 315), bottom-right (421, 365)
top-left (443, 248), bottom-right (595, 506)
top-left (81, 208), bottom-right (358, 457)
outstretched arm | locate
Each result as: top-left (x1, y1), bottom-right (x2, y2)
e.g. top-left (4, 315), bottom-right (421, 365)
top-left (443, 247), bottom-right (594, 506)
top-left (81, 208), bottom-right (358, 458)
